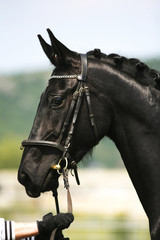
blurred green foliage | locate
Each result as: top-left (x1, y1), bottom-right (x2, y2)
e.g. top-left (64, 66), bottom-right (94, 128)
top-left (0, 58), bottom-right (159, 169)
top-left (0, 71), bottom-right (49, 137)
top-left (0, 136), bottom-right (22, 169)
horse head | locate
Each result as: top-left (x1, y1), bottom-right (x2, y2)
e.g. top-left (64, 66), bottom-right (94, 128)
top-left (18, 29), bottom-right (110, 198)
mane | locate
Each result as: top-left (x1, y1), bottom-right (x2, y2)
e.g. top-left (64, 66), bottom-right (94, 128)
top-left (87, 49), bottom-right (160, 90)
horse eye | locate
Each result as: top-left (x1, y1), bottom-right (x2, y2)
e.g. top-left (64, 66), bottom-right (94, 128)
top-left (50, 96), bottom-right (63, 108)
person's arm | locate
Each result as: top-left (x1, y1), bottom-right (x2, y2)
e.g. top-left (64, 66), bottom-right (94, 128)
top-left (0, 213), bottom-right (74, 240)
top-left (15, 222), bottom-right (39, 240)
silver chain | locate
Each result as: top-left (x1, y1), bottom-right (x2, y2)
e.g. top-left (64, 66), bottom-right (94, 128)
top-left (49, 75), bottom-right (79, 80)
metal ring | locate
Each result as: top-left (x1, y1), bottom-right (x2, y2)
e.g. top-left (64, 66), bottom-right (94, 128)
top-left (57, 157), bottom-right (68, 175)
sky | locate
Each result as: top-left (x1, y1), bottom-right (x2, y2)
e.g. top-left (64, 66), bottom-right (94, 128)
top-left (0, 0), bottom-right (160, 74)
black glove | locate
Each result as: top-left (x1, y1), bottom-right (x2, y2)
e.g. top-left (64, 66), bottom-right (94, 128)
top-left (37, 212), bottom-right (74, 235)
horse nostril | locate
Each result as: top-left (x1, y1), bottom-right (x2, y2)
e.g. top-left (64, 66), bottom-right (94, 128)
top-left (18, 171), bottom-right (27, 185)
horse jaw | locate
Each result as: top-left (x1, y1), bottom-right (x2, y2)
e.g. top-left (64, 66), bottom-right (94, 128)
top-left (18, 147), bottom-right (60, 198)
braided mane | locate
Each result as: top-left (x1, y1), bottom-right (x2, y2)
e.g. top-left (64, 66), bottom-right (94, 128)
top-left (87, 49), bottom-right (160, 90)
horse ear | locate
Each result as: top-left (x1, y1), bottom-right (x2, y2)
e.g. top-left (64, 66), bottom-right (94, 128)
top-left (37, 34), bottom-right (59, 65)
top-left (38, 29), bottom-right (78, 67)
top-left (47, 28), bottom-right (78, 66)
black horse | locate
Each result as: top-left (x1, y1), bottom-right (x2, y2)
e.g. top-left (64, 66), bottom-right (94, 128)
top-left (18, 29), bottom-right (160, 240)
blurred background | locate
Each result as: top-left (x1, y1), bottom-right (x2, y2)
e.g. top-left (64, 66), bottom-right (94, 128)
top-left (0, 0), bottom-right (160, 239)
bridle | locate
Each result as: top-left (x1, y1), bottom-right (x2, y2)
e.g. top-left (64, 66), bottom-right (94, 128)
top-left (21, 54), bottom-right (98, 182)
top-left (20, 54), bottom-right (98, 239)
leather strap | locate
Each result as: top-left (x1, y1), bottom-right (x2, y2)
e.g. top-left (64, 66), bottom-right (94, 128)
top-left (22, 140), bottom-right (64, 152)
top-left (50, 170), bottom-right (72, 240)
top-left (57, 83), bottom-right (81, 144)
top-left (84, 83), bottom-right (99, 139)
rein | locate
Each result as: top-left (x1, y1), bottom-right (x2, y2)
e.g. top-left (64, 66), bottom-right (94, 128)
top-left (50, 169), bottom-right (72, 240)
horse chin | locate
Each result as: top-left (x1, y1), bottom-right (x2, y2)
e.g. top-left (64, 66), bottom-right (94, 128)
top-left (26, 188), bottom-right (41, 198)
top-left (23, 170), bottom-right (59, 198)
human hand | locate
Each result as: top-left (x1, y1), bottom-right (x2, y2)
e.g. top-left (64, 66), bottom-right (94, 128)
top-left (37, 212), bottom-right (74, 235)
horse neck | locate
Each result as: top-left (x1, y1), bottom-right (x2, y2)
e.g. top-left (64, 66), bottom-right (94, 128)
top-left (90, 60), bottom-right (160, 226)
